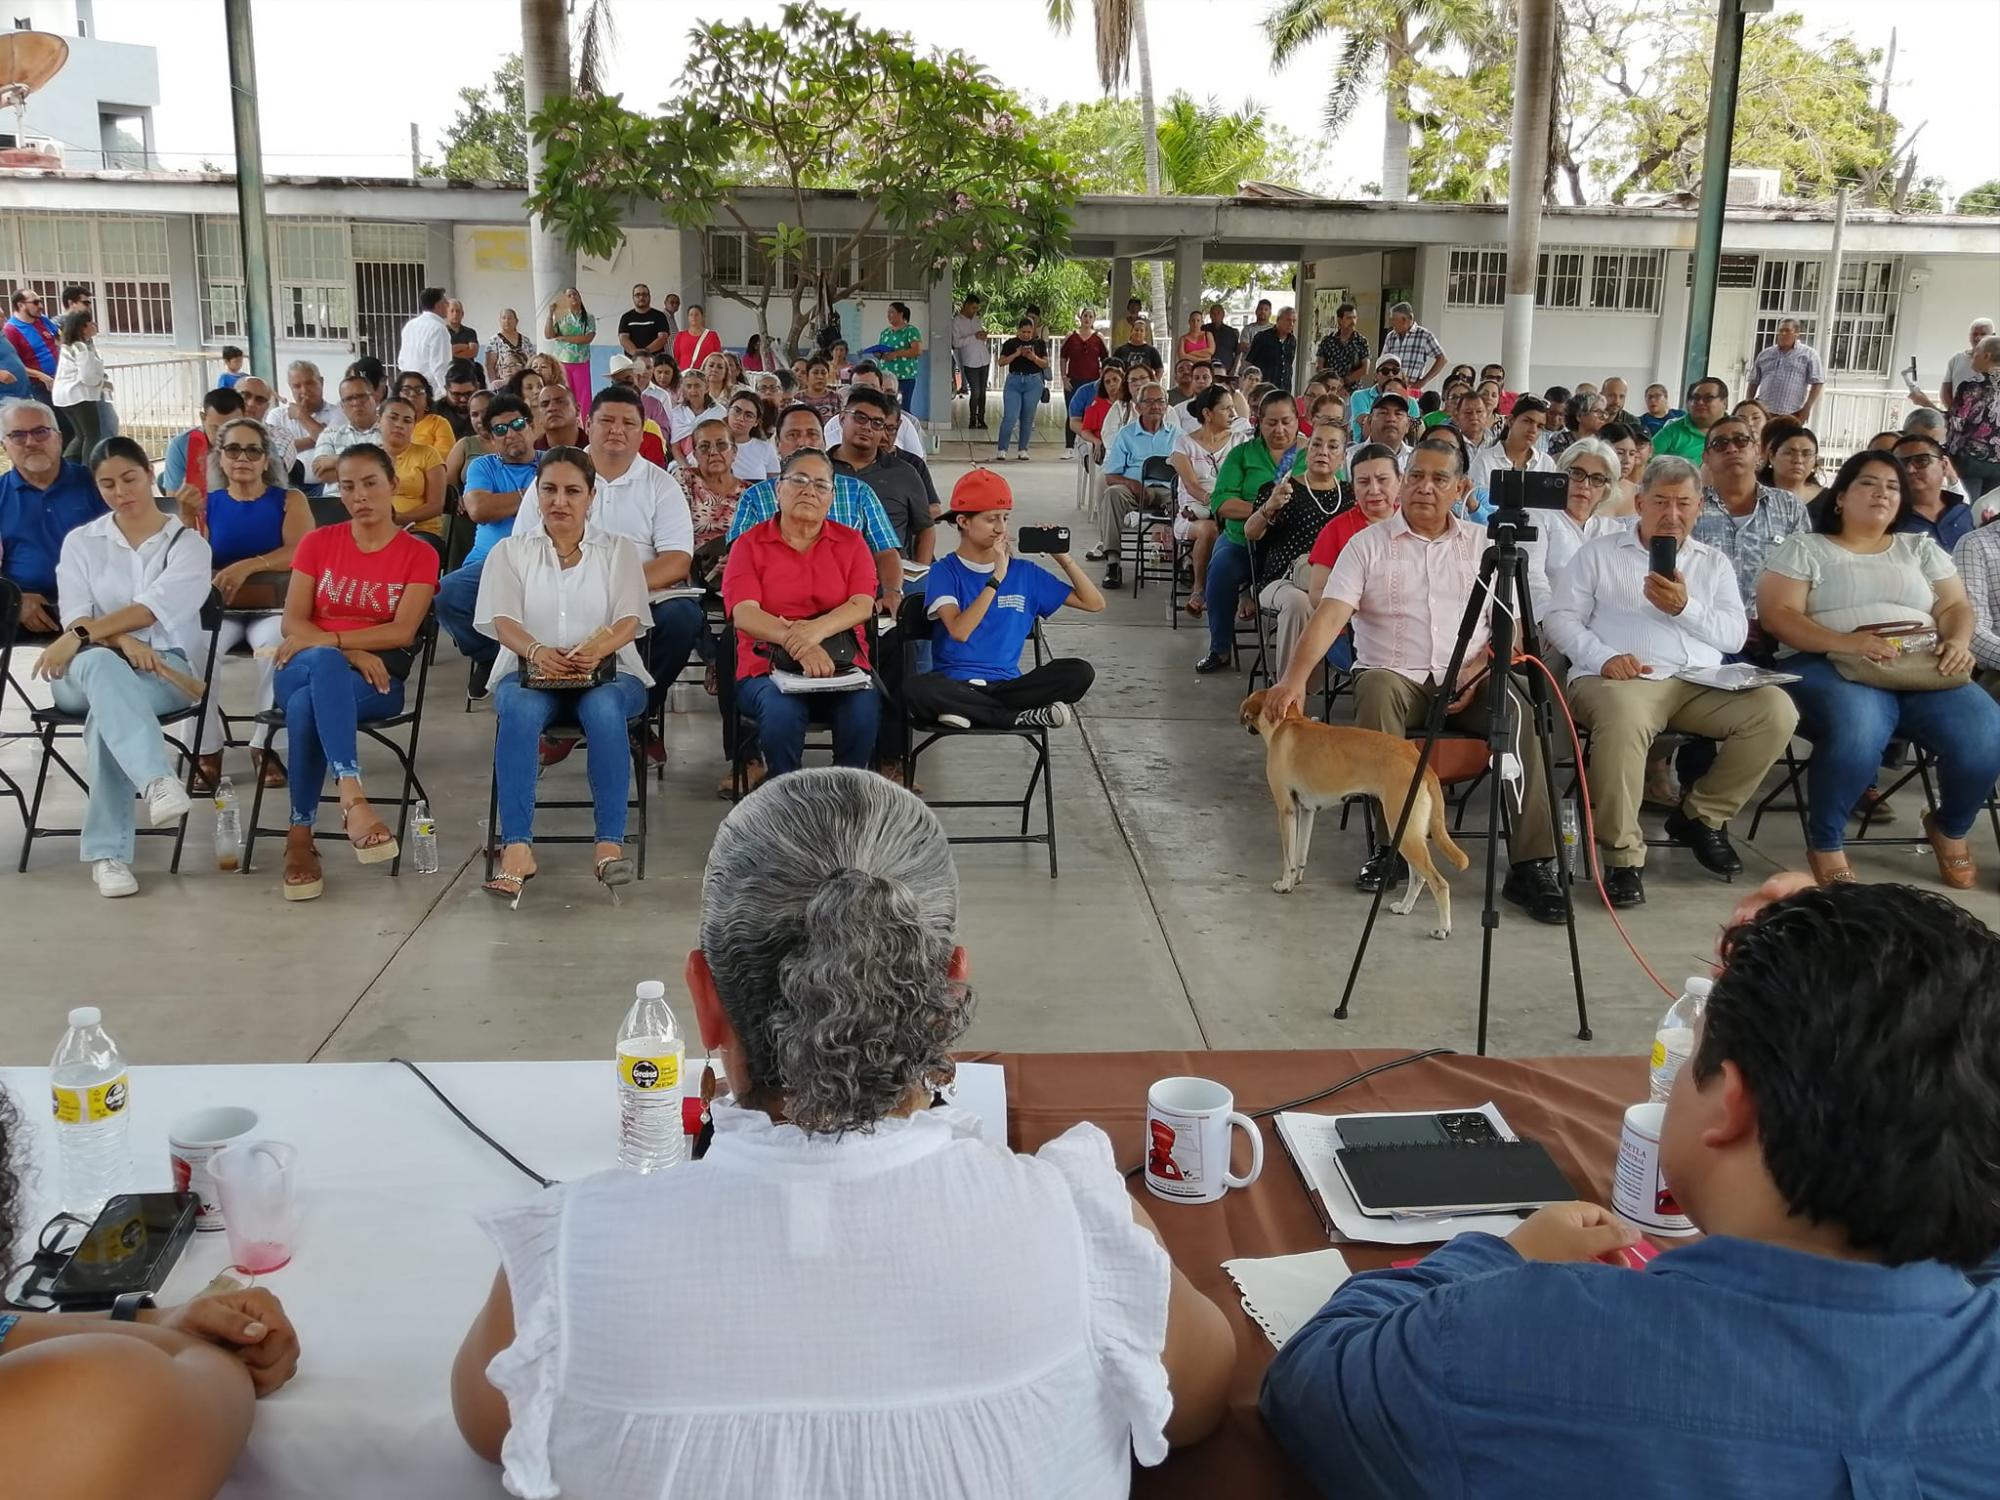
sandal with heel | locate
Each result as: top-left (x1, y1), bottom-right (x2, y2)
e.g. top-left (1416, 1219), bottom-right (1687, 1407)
top-left (341, 800), bottom-right (399, 866)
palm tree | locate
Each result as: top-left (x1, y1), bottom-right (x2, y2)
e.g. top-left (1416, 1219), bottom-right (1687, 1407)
top-left (1047, 0), bottom-right (1169, 318)
top-left (1263, 0), bottom-right (1484, 201)
top-left (520, 0), bottom-right (616, 319)
top-left (1147, 94), bottom-right (1274, 197)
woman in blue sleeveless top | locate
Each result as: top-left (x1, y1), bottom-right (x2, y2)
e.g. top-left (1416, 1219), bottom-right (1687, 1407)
top-left (192, 416), bottom-right (312, 789)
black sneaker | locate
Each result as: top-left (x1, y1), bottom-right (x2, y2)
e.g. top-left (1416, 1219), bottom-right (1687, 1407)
top-left (1102, 562), bottom-right (1123, 589)
top-left (1194, 652), bottom-right (1232, 674)
top-left (1501, 858), bottom-right (1569, 925)
top-left (1662, 808), bottom-right (1742, 876)
top-left (1354, 844), bottom-right (1399, 893)
top-left (467, 657), bottom-right (492, 701)
top-left (1013, 703), bottom-right (1073, 729)
top-left (1602, 866), bottom-right (1646, 907)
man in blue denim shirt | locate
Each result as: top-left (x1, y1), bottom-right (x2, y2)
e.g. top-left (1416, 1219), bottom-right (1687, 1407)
top-left (1263, 880), bottom-right (2000, 1500)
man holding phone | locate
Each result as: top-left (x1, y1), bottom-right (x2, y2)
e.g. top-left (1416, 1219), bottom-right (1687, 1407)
top-left (906, 468), bottom-right (1104, 730)
top-left (1544, 454), bottom-right (1798, 906)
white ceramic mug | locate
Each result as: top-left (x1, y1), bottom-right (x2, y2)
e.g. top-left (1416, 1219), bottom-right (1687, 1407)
top-left (1611, 1101), bottom-right (1696, 1236)
top-left (169, 1105), bottom-right (260, 1232)
top-left (1144, 1076), bottom-right (1263, 1204)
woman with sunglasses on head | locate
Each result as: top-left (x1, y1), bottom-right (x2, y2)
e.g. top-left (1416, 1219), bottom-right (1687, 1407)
top-left (31, 437), bottom-right (211, 898)
top-left (376, 395), bottom-right (447, 558)
top-left (191, 416), bottom-right (311, 789)
top-left (724, 389), bottom-right (778, 483)
top-left (270, 444), bottom-right (439, 902)
top-left (1758, 448), bottom-right (2000, 888)
top-left (393, 371), bottom-right (455, 454)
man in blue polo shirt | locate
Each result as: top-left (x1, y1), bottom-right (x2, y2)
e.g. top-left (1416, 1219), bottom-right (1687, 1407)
top-left (1088, 381), bottom-right (1177, 588)
top-left (905, 467), bottom-right (1102, 730)
top-left (437, 393), bottom-right (538, 696)
top-left (0, 399), bottom-right (106, 633)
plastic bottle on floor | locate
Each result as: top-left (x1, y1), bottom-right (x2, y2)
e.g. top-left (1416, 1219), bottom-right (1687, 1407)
top-left (411, 799), bottom-right (438, 875)
top-left (50, 1006), bottom-right (131, 1217)
top-left (1648, 977), bottom-right (1711, 1102)
top-left (213, 776), bottom-right (241, 872)
top-left (617, 980), bottom-right (685, 1172)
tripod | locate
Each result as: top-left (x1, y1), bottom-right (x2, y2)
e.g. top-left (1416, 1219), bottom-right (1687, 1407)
top-left (1334, 508), bottom-right (1592, 1055)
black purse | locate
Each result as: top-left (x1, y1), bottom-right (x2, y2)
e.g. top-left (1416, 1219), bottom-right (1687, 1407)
top-left (759, 631), bottom-right (859, 674)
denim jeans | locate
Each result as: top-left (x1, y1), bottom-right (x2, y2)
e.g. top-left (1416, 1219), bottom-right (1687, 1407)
top-left (998, 372), bottom-right (1045, 454)
top-left (896, 375), bottom-right (917, 412)
top-left (737, 673), bottom-right (880, 776)
top-left (49, 646), bottom-right (194, 862)
top-left (273, 646), bottom-right (405, 826)
top-left (492, 672), bottom-right (646, 846)
top-left (1785, 652), bottom-right (2000, 851)
top-left (1206, 536), bottom-right (1253, 656)
top-left (437, 559), bottom-right (491, 668)
top-left (646, 597), bottom-right (705, 711)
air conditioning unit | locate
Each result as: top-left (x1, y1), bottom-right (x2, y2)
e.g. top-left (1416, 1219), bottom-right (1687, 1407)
top-left (1725, 169), bottom-right (1781, 208)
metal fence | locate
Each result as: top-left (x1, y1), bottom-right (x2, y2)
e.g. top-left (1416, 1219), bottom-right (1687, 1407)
top-left (102, 353), bottom-right (212, 459)
top-left (1814, 385), bottom-right (1907, 466)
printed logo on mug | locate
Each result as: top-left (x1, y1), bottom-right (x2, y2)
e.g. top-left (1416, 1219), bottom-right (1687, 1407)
top-left (1611, 1100), bottom-right (1696, 1237)
top-left (169, 1105), bottom-right (260, 1232)
top-left (1144, 1076), bottom-right (1264, 1204)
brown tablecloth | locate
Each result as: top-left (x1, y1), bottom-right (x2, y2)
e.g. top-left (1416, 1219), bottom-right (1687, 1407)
top-left (967, 1048), bottom-right (1646, 1500)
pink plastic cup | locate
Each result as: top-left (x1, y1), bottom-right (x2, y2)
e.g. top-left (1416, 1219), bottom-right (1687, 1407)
top-left (209, 1140), bottom-right (299, 1274)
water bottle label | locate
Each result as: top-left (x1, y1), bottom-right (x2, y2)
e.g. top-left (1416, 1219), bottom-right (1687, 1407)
top-left (53, 1071), bottom-right (129, 1124)
top-left (415, 820), bottom-right (435, 836)
top-left (619, 1054), bottom-right (680, 1091)
top-left (1649, 1038), bottom-right (1667, 1070)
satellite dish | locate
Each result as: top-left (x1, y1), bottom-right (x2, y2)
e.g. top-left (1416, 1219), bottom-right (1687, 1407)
top-left (0, 32), bottom-right (69, 169)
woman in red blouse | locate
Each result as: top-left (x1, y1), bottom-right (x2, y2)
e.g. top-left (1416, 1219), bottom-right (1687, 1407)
top-left (272, 444), bottom-right (439, 900)
top-left (720, 448), bottom-right (879, 777)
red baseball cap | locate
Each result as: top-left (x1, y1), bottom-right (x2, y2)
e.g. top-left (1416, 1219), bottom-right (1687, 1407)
top-left (949, 466), bottom-right (1014, 515)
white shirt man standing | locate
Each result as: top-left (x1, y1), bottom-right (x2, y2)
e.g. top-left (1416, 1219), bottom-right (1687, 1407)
top-left (396, 286), bottom-right (454, 394)
top-left (1545, 453), bottom-right (1797, 907)
top-left (952, 295), bottom-right (992, 431)
top-left (1746, 319), bottom-right (1825, 421)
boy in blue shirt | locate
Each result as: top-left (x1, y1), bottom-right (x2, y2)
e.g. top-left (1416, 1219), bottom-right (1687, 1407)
top-left (908, 467), bottom-right (1104, 730)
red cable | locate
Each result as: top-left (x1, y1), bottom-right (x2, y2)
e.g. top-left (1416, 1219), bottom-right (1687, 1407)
top-left (1516, 651), bottom-right (1681, 1003)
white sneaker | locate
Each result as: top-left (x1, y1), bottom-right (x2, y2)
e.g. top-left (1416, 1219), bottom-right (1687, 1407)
top-left (92, 858), bottom-right (138, 898)
top-left (1015, 451), bottom-right (1032, 462)
top-left (1013, 703), bottom-right (1074, 729)
top-left (938, 713), bottom-right (973, 730)
top-left (1060, 449), bottom-right (1074, 461)
top-left (143, 776), bottom-right (192, 828)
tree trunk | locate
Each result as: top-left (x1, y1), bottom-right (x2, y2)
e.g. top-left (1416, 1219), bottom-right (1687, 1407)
top-left (520, 0), bottom-right (574, 317)
top-left (1134, 0), bottom-right (1168, 319)
top-left (1381, 21), bottom-right (1412, 201)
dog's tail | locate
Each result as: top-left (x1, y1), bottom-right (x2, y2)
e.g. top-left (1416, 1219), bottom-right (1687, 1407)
top-left (1423, 765), bottom-right (1471, 871)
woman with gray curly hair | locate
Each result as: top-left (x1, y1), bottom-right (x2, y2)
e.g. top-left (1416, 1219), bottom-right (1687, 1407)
top-left (453, 767), bottom-right (1236, 1499)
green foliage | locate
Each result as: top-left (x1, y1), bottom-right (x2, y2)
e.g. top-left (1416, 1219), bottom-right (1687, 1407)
top-left (1956, 180), bottom-right (2000, 217)
top-left (528, 3), bottom-right (1075, 353)
top-left (422, 53), bottom-right (527, 183)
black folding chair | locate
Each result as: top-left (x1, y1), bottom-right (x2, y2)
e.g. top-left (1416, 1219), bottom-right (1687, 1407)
top-left (307, 491), bottom-right (348, 528)
top-left (240, 614), bottom-right (440, 877)
top-left (17, 588), bottom-right (227, 872)
top-left (716, 619), bottom-right (837, 800)
top-left (1129, 457), bottom-right (1183, 612)
top-left (483, 700), bottom-right (651, 882)
top-left (1746, 739), bottom-right (1994, 853)
top-left (894, 594), bottom-right (1059, 878)
top-left (0, 579), bottom-right (35, 831)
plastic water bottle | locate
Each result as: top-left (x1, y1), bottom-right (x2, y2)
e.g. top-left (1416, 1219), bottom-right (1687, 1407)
top-left (411, 799), bottom-right (438, 875)
top-left (1648, 977), bottom-right (1712, 1102)
top-left (213, 777), bottom-right (241, 872)
top-left (1558, 799), bottom-right (1580, 881)
top-left (50, 1007), bottom-right (131, 1217)
top-left (617, 980), bottom-right (686, 1172)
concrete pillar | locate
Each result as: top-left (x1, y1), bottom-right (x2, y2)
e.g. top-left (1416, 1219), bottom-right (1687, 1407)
top-left (924, 265), bottom-right (954, 433)
top-left (1171, 236), bottom-right (1204, 342)
top-left (1109, 256), bottom-right (1133, 342)
top-left (163, 213), bottom-right (204, 354)
top-left (1294, 252), bottom-right (1316, 391)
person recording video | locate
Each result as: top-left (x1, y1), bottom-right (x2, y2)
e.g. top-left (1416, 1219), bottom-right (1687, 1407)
top-left (904, 468), bottom-right (1103, 731)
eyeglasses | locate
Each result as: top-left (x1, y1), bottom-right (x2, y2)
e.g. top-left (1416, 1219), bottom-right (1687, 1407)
top-left (489, 417), bottom-right (532, 436)
top-left (1566, 470), bottom-right (1614, 489)
top-left (1899, 452), bottom-right (1938, 471)
top-left (1689, 391), bottom-right (1724, 404)
top-left (2, 425), bottom-right (57, 443)
top-left (779, 474), bottom-right (835, 496)
top-left (219, 443), bottom-right (267, 459)
top-left (1705, 434), bottom-right (1754, 452)
top-left (845, 411), bottom-right (887, 432)
top-left (693, 440), bottom-right (732, 455)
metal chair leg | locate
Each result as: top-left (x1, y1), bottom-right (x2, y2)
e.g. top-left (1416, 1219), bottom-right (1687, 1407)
top-left (1041, 732), bottom-right (1058, 879)
top-left (18, 720), bottom-right (57, 872)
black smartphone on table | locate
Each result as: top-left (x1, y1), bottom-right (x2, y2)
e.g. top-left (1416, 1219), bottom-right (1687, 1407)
top-left (47, 1191), bottom-right (198, 1310)
top-left (1016, 525), bottom-right (1070, 555)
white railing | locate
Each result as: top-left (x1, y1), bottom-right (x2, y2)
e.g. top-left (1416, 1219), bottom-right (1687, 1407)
top-left (1813, 385), bottom-right (1907, 465)
top-left (101, 353), bottom-right (212, 460)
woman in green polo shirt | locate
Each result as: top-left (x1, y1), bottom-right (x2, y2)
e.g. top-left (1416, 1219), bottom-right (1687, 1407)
top-left (878, 301), bottom-right (923, 412)
top-left (543, 287), bottom-right (597, 415)
top-left (1196, 390), bottom-right (1306, 673)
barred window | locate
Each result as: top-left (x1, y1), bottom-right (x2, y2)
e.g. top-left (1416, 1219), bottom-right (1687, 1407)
top-left (6, 213), bottom-right (172, 338)
top-left (1536, 249), bottom-right (1584, 309)
top-left (1445, 247), bottom-right (1506, 308)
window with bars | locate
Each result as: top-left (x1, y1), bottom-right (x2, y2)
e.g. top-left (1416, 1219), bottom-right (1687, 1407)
top-left (1591, 249), bottom-right (1665, 313)
top-left (1828, 257), bottom-right (1901, 377)
top-left (273, 220), bottom-right (351, 342)
top-left (708, 229), bottom-right (784, 292)
top-left (195, 215), bottom-right (244, 341)
top-left (9, 213), bottom-right (171, 337)
top-left (1445, 247), bottom-right (1507, 308)
top-left (1536, 249), bottom-right (1585, 309)
top-left (1754, 257), bottom-right (1822, 352)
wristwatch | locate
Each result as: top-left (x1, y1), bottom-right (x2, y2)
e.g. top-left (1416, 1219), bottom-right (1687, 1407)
top-left (71, 624), bottom-right (92, 644)
top-left (982, 575), bottom-right (1000, 591)
top-left (109, 1291), bottom-right (156, 1322)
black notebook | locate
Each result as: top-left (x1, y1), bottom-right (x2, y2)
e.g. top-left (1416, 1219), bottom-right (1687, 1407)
top-left (1332, 1138), bottom-right (1576, 1217)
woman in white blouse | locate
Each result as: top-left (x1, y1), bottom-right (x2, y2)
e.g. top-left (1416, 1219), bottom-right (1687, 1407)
top-left (31, 436), bottom-right (212, 898)
top-left (453, 768), bottom-right (1236, 1499)
top-left (52, 308), bottom-right (113, 462)
top-left (1524, 436), bottom-right (1634, 618)
top-left (1468, 394), bottom-right (1555, 511)
top-left (474, 446), bottom-right (652, 903)
top-left (1172, 386), bottom-right (1244, 615)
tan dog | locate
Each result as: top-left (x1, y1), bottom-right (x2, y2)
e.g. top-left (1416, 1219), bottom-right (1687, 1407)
top-left (1240, 690), bottom-right (1470, 938)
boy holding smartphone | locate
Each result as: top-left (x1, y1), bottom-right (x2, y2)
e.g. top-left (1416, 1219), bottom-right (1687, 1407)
top-left (908, 467), bottom-right (1105, 730)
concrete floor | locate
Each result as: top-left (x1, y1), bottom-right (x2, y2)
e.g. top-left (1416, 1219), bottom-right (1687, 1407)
top-left (3, 440), bottom-right (1994, 1071)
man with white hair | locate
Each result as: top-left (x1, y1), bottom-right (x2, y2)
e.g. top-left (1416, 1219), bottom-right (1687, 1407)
top-left (271, 359), bottom-right (336, 467)
top-left (0, 399), bottom-right (104, 632)
top-left (1090, 382), bottom-right (1177, 589)
top-left (1377, 302), bottom-right (1446, 390)
top-left (1546, 454), bottom-right (1798, 906)
top-left (1942, 317), bottom-right (1995, 412)
top-left (1746, 319), bottom-right (1824, 422)
top-left (229, 375), bottom-right (298, 475)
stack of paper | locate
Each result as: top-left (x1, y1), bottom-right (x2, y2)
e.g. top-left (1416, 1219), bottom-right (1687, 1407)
top-left (771, 668), bottom-right (872, 694)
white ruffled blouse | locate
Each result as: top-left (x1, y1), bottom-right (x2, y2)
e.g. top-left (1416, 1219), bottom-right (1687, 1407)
top-left (479, 1103), bottom-right (1173, 1500)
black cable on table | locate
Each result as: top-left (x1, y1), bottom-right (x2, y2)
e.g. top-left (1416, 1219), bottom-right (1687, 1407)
top-left (391, 1057), bottom-right (553, 1189)
top-left (1122, 1047), bottom-right (1459, 1179)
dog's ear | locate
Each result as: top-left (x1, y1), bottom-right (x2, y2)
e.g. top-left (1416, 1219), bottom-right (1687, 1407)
top-left (1239, 691), bottom-right (1265, 726)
